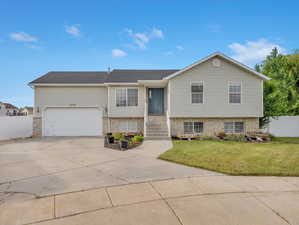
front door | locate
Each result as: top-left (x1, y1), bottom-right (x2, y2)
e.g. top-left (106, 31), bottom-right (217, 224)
top-left (148, 88), bottom-right (164, 115)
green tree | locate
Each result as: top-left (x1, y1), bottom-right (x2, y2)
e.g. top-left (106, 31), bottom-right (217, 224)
top-left (257, 48), bottom-right (299, 127)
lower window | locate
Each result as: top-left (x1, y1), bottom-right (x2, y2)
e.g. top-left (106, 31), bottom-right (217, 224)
top-left (224, 121), bottom-right (244, 133)
top-left (184, 121), bottom-right (203, 134)
top-left (119, 120), bottom-right (138, 132)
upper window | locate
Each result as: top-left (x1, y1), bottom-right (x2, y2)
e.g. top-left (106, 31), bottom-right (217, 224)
top-left (224, 121), bottom-right (244, 133)
top-left (229, 82), bottom-right (241, 104)
top-left (116, 88), bottom-right (138, 107)
top-left (184, 121), bottom-right (203, 134)
top-left (191, 82), bottom-right (203, 104)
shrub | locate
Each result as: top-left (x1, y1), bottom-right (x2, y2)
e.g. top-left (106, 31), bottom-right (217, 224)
top-left (132, 135), bottom-right (144, 143)
top-left (112, 133), bottom-right (124, 140)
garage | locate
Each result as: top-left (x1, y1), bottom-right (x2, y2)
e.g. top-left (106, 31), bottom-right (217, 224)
top-left (44, 107), bottom-right (102, 136)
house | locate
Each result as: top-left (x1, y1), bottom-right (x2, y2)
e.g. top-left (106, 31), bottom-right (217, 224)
top-left (0, 102), bottom-right (19, 116)
top-left (0, 102), bottom-right (6, 116)
top-left (28, 52), bottom-right (270, 138)
top-left (20, 107), bottom-right (33, 116)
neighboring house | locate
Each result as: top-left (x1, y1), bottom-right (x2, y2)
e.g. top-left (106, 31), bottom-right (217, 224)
top-left (0, 102), bottom-right (19, 116)
top-left (20, 107), bottom-right (33, 116)
top-left (0, 102), bottom-right (6, 116)
top-left (28, 52), bottom-right (270, 138)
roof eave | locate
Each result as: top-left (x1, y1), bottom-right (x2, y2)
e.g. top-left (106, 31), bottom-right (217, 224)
top-left (28, 83), bottom-right (106, 87)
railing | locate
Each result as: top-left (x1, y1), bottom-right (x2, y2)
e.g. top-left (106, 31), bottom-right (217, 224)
top-left (144, 100), bottom-right (148, 137)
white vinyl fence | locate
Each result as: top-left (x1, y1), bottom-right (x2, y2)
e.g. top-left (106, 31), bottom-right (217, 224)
top-left (0, 116), bottom-right (33, 140)
top-left (265, 116), bottom-right (299, 137)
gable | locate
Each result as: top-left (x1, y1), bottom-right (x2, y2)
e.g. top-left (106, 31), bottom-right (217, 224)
top-left (164, 52), bottom-right (270, 81)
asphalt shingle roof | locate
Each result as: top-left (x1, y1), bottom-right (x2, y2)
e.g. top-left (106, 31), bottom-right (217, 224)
top-left (105, 69), bottom-right (179, 83)
top-left (29, 72), bottom-right (109, 84)
top-left (29, 69), bottom-right (179, 84)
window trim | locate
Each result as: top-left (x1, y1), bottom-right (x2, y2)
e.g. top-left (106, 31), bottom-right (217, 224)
top-left (190, 81), bottom-right (204, 104)
top-left (224, 121), bottom-right (245, 134)
top-left (115, 87), bottom-right (139, 107)
top-left (228, 81), bottom-right (242, 104)
top-left (183, 120), bottom-right (204, 134)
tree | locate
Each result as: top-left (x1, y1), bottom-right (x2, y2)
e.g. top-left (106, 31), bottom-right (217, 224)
top-left (257, 48), bottom-right (299, 127)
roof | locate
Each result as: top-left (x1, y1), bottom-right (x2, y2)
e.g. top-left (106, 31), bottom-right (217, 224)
top-left (29, 70), bottom-right (179, 85)
top-left (29, 72), bottom-right (108, 84)
top-left (3, 103), bottom-right (18, 109)
top-left (163, 52), bottom-right (271, 81)
top-left (105, 70), bottom-right (179, 83)
top-left (28, 52), bottom-right (270, 85)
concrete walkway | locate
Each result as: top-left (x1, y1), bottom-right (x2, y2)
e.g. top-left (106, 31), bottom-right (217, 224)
top-left (1, 175), bottom-right (299, 225)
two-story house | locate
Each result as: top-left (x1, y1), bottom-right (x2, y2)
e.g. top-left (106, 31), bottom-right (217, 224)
top-left (0, 102), bottom-right (19, 116)
top-left (28, 52), bottom-right (270, 138)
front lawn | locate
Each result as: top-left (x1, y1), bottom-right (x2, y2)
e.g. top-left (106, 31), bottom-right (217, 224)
top-left (159, 138), bottom-right (299, 176)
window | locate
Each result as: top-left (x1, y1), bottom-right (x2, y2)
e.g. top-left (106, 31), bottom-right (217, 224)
top-left (229, 82), bottom-right (241, 104)
top-left (191, 82), bottom-right (203, 104)
top-left (184, 121), bottom-right (204, 134)
top-left (116, 88), bottom-right (138, 107)
top-left (119, 120), bottom-right (138, 132)
top-left (224, 121), bottom-right (244, 133)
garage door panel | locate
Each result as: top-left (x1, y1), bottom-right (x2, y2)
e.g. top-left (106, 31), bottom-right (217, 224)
top-left (44, 108), bottom-right (102, 136)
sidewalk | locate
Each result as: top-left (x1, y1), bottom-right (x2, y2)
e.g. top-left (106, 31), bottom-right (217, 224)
top-left (1, 175), bottom-right (299, 225)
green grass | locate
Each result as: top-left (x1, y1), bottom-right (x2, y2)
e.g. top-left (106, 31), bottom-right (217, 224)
top-left (159, 137), bottom-right (299, 176)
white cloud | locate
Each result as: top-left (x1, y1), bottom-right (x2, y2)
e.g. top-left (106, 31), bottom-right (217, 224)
top-left (10, 32), bottom-right (38, 42)
top-left (124, 27), bottom-right (164, 50)
top-left (150, 28), bottom-right (164, 39)
top-left (229, 39), bottom-right (287, 66)
top-left (112, 49), bottom-right (127, 57)
top-left (66, 24), bottom-right (81, 37)
top-left (176, 45), bottom-right (184, 51)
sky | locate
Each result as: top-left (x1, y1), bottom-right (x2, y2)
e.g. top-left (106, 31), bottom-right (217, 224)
top-left (1, 0), bottom-right (298, 107)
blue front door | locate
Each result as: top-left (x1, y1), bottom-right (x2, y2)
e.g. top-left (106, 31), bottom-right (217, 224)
top-left (148, 88), bottom-right (164, 115)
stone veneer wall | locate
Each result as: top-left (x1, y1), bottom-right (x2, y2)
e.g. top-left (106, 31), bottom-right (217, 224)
top-left (109, 118), bottom-right (144, 133)
top-left (170, 118), bottom-right (259, 136)
top-left (33, 117), bottom-right (42, 137)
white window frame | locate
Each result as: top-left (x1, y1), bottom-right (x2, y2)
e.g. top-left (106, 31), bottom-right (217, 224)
top-left (115, 87), bottom-right (139, 107)
top-left (224, 121), bottom-right (245, 133)
top-left (119, 120), bottom-right (138, 132)
top-left (228, 81), bottom-right (242, 104)
top-left (191, 81), bottom-right (204, 104)
top-left (183, 121), bottom-right (204, 134)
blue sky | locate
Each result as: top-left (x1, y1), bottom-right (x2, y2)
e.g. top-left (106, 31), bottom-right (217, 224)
top-left (1, 0), bottom-right (298, 107)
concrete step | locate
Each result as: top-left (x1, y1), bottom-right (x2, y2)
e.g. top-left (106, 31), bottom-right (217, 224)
top-left (147, 123), bottom-right (167, 128)
top-left (145, 136), bottom-right (171, 140)
top-left (146, 130), bottom-right (168, 134)
top-left (147, 132), bottom-right (169, 136)
top-left (146, 127), bottom-right (168, 131)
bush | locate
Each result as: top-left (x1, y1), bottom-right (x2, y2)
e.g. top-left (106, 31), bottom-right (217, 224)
top-left (112, 133), bottom-right (124, 140)
top-left (132, 135), bottom-right (144, 143)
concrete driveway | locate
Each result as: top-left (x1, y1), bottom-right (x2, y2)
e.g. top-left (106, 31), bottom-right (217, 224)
top-left (0, 137), bottom-right (216, 202)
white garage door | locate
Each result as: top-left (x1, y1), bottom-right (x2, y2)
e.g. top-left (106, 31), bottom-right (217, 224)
top-left (44, 107), bottom-right (102, 136)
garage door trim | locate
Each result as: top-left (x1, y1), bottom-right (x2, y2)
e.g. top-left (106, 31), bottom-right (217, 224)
top-left (42, 106), bottom-right (103, 137)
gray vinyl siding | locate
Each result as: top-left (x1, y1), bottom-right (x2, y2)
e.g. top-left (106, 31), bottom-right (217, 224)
top-left (34, 86), bottom-right (107, 117)
top-left (108, 86), bottom-right (145, 117)
top-left (169, 56), bottom-right (263, 118)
